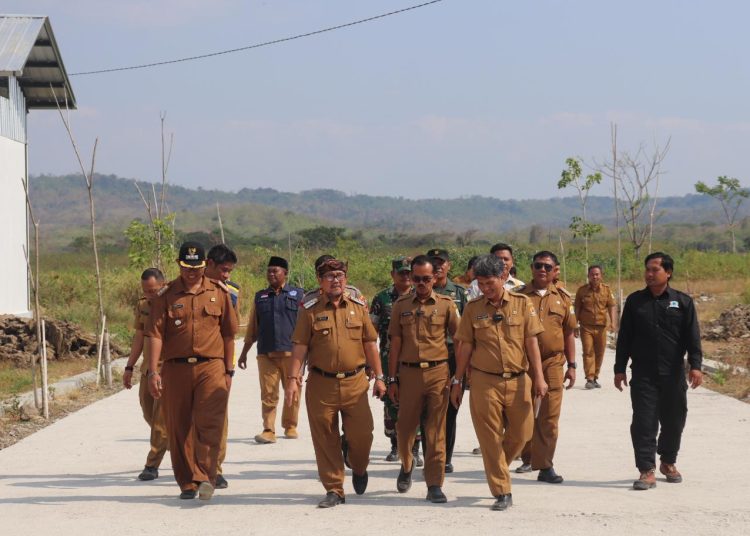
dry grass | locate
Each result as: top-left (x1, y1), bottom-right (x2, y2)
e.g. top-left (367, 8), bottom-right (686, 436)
top-left (0, 359), bottom-right (98, 401)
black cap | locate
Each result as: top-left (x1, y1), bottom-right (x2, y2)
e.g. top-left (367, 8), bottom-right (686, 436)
top-left (268, 256), bottom-right (289, 271)
top-left (391, 257), bottom-right (411, 273)
top-left (426, 248), bottom-right (450, 261)
top-left (178, 241), bottom-right (206, 268)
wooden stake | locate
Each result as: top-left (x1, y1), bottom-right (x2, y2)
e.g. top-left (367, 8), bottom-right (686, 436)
top-left (96, 315), bottom-right (106, 386)
top-left (104, 329), bottom-right (113, 388)
top-left (40, 318), bottom-right (49, 419)
top-left (216, 202), bottom-right (225, 244)
top-left (558, 235), bottom-right (567, 287)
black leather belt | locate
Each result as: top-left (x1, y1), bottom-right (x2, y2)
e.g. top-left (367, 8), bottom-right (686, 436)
top-left (400, 359), bottom-right (448, 369)
top-left (311, 365), bottom-right (365, 379)
top-left (474, 367), bottom-right (525, 379)
top-left (171, 357), bottom-right (211, 364)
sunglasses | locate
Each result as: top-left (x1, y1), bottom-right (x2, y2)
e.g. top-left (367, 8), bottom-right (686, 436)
top-left (533, 262), bottom-right (554, 272)
top-left (412, 275), bottom-right (433, 283)
top-left (322, 272), bottom-right (346, 282)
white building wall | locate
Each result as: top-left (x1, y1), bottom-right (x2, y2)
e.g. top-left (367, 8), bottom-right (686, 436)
top-left (0, 135), bottom-right (30, 316)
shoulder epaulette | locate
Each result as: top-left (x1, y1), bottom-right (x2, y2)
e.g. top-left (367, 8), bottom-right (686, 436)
top-left (557, 286), bottom-right (573, 299)
top-left (510, 284), bottom-right (527, 293)
top-left (303, 297), bottom-right (319, 309)
top-left (227, 280), bottom-right (240, 291)
top-left (213, 280), bottom-right (230, 292)
top-left (468, 295), bottom-right (484, 303)
top-left (395, 294), bottom-right (412, 303)
top-left (157, 284), bottom-right (170, 297)
top-left (348, 295), bottom-right (366, 306)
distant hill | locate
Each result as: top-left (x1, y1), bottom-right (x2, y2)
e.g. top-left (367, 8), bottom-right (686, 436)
top-left (28, 173), bottom-right (750, 247)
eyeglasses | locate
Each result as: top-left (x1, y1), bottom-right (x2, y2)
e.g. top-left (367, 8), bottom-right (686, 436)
top-left (322, 272), bottom-right (346, 282)
top-left (412, 275), bottom-right (433, 283)
top-left (533, 262), bottom-right (554, 272)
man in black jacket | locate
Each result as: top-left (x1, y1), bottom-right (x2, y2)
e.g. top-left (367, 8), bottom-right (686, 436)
top-left (615, 252), bottom-right (703, 491)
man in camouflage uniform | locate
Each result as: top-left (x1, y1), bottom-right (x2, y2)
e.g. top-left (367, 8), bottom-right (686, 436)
top-left (427, 248), bottom-right (467, 473)
top-left (370, 257), bottom-right (422, 466)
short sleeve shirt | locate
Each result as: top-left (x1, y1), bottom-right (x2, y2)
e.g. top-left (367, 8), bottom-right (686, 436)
top-left (388, 292), bottom-right (460, 362)
top-left (455, 291), bottom-right (543, 374)
top-left (134, 296), bottom-right (150, 331)
top-left (146, 276), bottom-right (238, 361)
top-left (575, 283), bottom-right (616, 326)
top-left (520, 284), bottom-right (576, 358)
top-left (292, 294), bottom-right (377, 372)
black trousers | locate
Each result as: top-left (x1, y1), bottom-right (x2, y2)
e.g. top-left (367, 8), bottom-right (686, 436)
top-left (445, 349), bottom-right (463, 464)
top-left (629, 374), bottom-right (688, 471)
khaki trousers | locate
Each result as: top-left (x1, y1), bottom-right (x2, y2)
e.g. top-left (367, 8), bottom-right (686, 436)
top-left (521, 353), bottom-right (565, 470)
top-left (305, 371), bottom-right (373, 497)
top-left (472, 371), bottom-right (533, 496)
top-left (581, 324), bottom-right (608, 380)
top-left (396, 363), bottom-right (449, 487)
top-left (138, 371), bottom-right (168, 468)
top-left (217, 412), bottom-right (229, 475)
top-left (258, 354), bottom-right (300, 433)
top-left (162, 358), bottom-right (228, 491)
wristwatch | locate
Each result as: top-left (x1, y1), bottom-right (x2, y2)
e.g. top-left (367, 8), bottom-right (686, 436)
top-left (387, 376), bottom-right (399, 385)
top-left (147, 370), bottom-right (159, 378)
top-left (225, 369), bottom-right (236, 377)
top-left (374, 374), bottom-right (386, 383)
top-left (124, 365), bottom-right (134, 372)
top-left (567, 362), bottom-right (577, 369)
top-left (450, 376), bottom-right (462, 386)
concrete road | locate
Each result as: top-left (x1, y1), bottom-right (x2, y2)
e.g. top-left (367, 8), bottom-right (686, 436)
top-left (1, 342), bottom-right (748, 535)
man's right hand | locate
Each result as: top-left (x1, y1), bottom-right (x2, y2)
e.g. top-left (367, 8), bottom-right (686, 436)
top-left (387, 383), bottom-right (399, 405)
top-left (122, 369), bottom-right (133, 389)
top-left (614, 373), bottom-right (628, 391)
top-left (533, 376), bottom-right (549, 398)
top-left (285, 380), bottom-right (299, 408)
top-left (238, 351), bottom-right (248, 370)
top-left (450, 383), bottom-right (463, 409)
top-left (574, 327), bottom-right (580, 338)
top-left (148, 373), bottom-right (162, 399)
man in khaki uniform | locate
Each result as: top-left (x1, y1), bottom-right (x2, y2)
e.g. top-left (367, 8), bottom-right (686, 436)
top-left (451, 254), bottom-right (547, 511)
top-left (285, 259), bottom-right (386, 508)
top-left (574, 265), bottom-right (618, 389)
top-left (387, 255), bottom-right (460, 504)
top-left (146, 242), bottom-right (238, 501)
top-left (122, 268), bottom-right (168, 482)
top-left (515, 251), bottom-right (577, 483)
top-left (238, 256), bottom-right (303, 443)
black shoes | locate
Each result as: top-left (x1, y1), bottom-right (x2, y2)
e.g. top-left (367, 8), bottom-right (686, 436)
top-left (445, 462), bottom-right (454, 474)
top-left (385, 446), bottom-right (399, 462)
top-left (594, 379), bottom-right (602, 388)
top-left (515, 463), bottom-right (532, 473)
top-left (537, 467), bottom-right (564, 484)
top-left (318, 491), bottom-right (345, 508)
top-left (397, 462), bottom-right (414, 493)
top-left (353, 471), bottom-right (368, 495)
top-left (215, 474), bottom-right (228, 489)
top-left (491, 494), bottom-right (513, 511)
top-left (138, 466), bottom-right (158, 481)
top-left (472, 447), bottom-right (481, 455)
top-left (426, 486), bottom-right (447, 503)
top-left (179, 489), bottom-right (197, 500)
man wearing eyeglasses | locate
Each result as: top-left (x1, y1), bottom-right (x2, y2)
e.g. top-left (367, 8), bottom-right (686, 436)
top-left (514, 251), bottom-right (576, 484)
top-left (426, 248), bottom-right (467, 474)
top-left (369, 257), bottom-right (422, 466)
top-left (146, 241), bottom-right (239, 501)
top-left (451, 254), bottom-right (547, 511)
top-left (285, 259), bottom-right (386, 508)
top-left (387, 255), bottom-right (460, 504)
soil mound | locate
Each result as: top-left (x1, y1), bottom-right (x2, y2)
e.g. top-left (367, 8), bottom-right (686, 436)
top-left (0, 316), bottom-right (122, 364)
top-left (704, 305), bottom-right (750, 340)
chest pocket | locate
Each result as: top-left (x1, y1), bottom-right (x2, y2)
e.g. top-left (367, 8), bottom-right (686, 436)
top-left (168, 305), bottom-right (188, 331)
top-left (663, 307), bottom-right (683, 329)
top-left (399, 314), bottom-right (416, 332)
top-left (345, 317), bottom-right (363, 340)
top-left (546, 302), bottom-right (567, 325)
top-left (285, 297), bottom-right (299, 312)
top-left (203, 304), bottom-right (222, 327)
top-left (472, 318), bottom-right (494, 342)
top-left (313, 319), bottom-right (334, 340)
top-left (256, 298), bottom-right (272, 313)
top-left (429, 313), bottom-right (446, 336)
top-left (503, 314), bottom-right (523, 339)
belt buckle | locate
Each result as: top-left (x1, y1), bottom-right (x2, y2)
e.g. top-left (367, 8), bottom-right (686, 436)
top-left (335, 372), bottom-right (346, 379)
top-left (419, 362), bottom-right (429, 369)
top-left (187, 357), bottom-right (198, 363)
top-left (502, 372), bottom-right (512, 379)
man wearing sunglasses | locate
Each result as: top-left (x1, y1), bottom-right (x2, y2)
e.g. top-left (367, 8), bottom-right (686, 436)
top-left (285, 259), bottom-right (386, 508)
top-left (369, 257), bottom-right (423, 466)
top-left (426, 248), bottom-right (467, 474)
top-left (514, 251), bottom-right (576, 484)
top-left (451, 254), bottom-right (547, 511)
top-left (387, 255), bottom-right (460, 504)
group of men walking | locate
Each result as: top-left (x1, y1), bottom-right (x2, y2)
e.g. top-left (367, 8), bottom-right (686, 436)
top-left (124, 240), bottom-right (703, 510)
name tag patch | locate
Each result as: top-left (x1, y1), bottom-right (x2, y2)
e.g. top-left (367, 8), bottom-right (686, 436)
top-left (316, 315), bottom-right (329, 321)
top-left (171, 303), bottom-right (183, 309)
top-left (476, 314), bottom-right (489, 320)
top-left (668, 301), bottom-right (679, 309)
top-left (401, 311), bottom-right (413, 317)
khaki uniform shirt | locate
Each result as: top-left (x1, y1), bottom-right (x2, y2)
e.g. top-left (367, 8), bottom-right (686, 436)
top-left (292, 294), bottom-right (377, 372)
top-left (146, 276), bottom-right (238, 361)
top-left (574, 283), bottom-right (615, 326)
top-left (520, 284), bottom-right (576, 359)
top-left (388, 292), bottom-right (460, 363)
top-left (134, 296), bottom-right (150, 331)
top-left (455, 291), bottom-right (544, 374)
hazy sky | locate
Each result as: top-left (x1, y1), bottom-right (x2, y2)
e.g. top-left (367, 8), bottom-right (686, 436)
top-left (9, 0), bottom-right (750, 199)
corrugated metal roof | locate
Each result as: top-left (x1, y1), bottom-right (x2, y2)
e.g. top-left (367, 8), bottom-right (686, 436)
top-left (0, 15), bottom-right (76, 109)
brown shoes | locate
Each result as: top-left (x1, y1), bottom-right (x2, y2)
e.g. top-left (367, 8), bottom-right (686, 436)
top-left (284, 427), bottom-right (299, 439)
top-left (633, 468), bottom-right (657, 490)
top-left (254, 430), bottom-right (277, 444)
top-left (659, 462), bottom-right (683, 483)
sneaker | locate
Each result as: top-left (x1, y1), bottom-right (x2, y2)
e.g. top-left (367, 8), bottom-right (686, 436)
top-left (197, 481), bottom-right (214, 501)
top-left (659, 462), bottom-right (683, 483)
top-left (633, 468), bottom-right (657, 490)
top-left (491, 493), bottom-right (513, 511)
top-left (254, 430), bottom-right (276, 444)
top-left (514, 463), bottom-right (532, 474)
top-left (397, 462), bottom-right (414, 493)
top-left (215, 474), bottom-right (228, 489)
top-left (594, 379), bottom-right (602, 388)
top-left (385, 446), bottom-right (399, 462)
top-left (284, 427), bottom-right (299, 439)
top-left (138, 466), bottom-right (158, 481)
top-left (445, 462), bottom-right (454, 474)
top-left (585, 380), bottom-right (596, 390)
